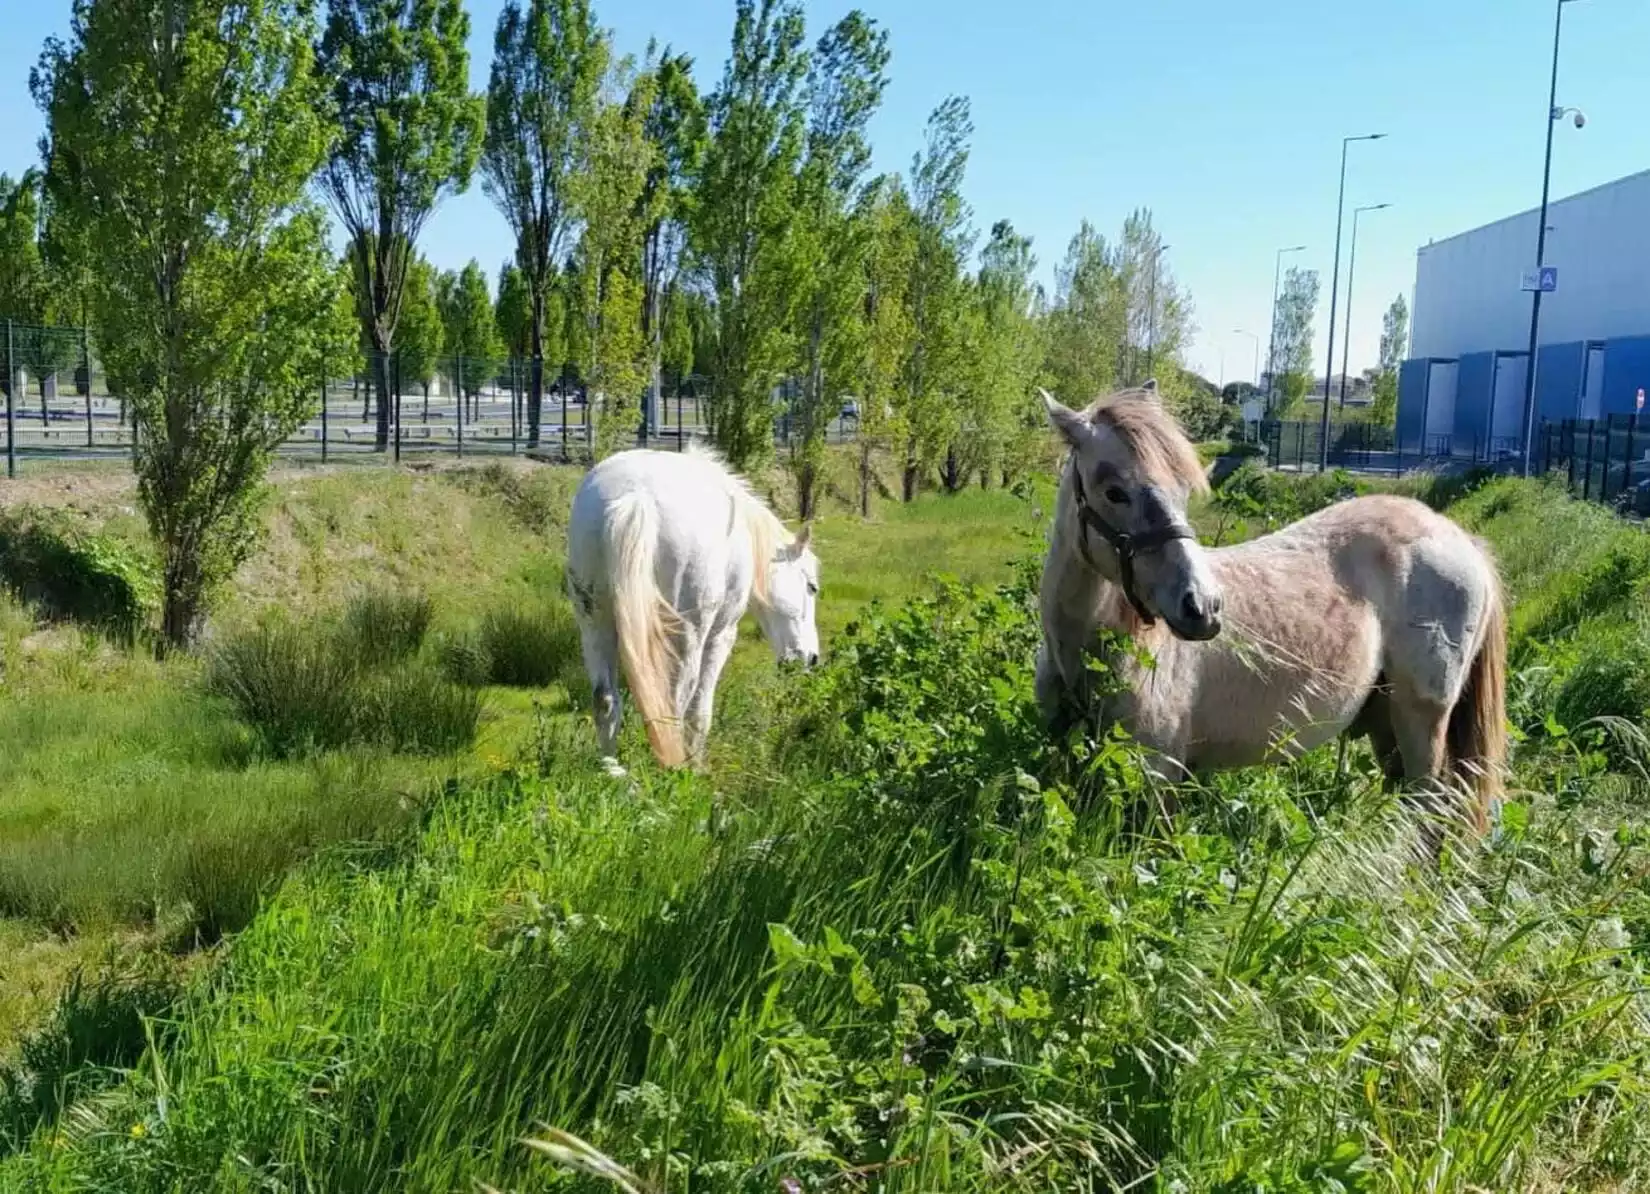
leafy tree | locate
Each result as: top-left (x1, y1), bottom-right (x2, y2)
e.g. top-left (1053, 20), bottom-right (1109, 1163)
top-left (636, 45), bottom-right (705, 441)
top-left (497, 263), bottom-right (532, 358)
top-left (0, 171), bottom-right (48, 327)
top-left (1271, 265), bottom-right (1319, 417)
top-left (318, 0), bottom-right (483, 449)
top-left (967, 219), bottom-right (1045, 487)
top-left (1118, 208), bottom-right (1189, 387)
top-left (1370, 293), bottom-right (1408, 426)
top-left (34, 0), bottom-right (347, 646)
top-left (788, 11), bottom-right (888, 517)
top-left (1043, 221), bottom-right (1122, 411)
top-left (399, 256), bottom-right (444, 414)
top-left (691, 0), bottom-right (808, 470)
top-left (853, 174), bottom-right (916, 515)
top-left (482, 0), bottom-right (605, 448)
top-left (437, 262), bottom-right (501, 401)
top-left (571, 61), bottom-right (654, 460)
top-left (901, 95), bottom-right (975, 498)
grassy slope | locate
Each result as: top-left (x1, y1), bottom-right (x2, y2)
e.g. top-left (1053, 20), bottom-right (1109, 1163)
top-left (3, 467), bottom-right (1650, 1191)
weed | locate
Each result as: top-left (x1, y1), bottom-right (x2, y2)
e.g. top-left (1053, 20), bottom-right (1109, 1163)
top-left (336, 587), bottom-right (434, 667)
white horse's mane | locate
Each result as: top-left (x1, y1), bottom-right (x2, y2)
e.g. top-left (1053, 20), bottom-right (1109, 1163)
top-left (683, 439), bottom-right (790, 608)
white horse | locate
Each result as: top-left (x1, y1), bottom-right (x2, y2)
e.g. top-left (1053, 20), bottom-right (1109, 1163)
top-left (1035, 382), bottom-right (1507, 847)
top-left (566, 444), bottom-right (821, 776)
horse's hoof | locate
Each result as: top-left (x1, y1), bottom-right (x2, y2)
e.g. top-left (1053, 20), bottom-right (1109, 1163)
top-left (600, 757), bottom-right (628, 779)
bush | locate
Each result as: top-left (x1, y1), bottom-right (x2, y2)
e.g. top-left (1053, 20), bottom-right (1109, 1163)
top-left (359, 665), bottom-right (482, 756)
top-left (1553, 625), bottom-right (1650, 734)
top-left (336, 587), bottom-right (434, 667)
top-left (475, 600), bottom-right (583, 690)
top-left (0, 510), bottom-right (158, 642)
top-left (205, 618), bottom-right (480, 759)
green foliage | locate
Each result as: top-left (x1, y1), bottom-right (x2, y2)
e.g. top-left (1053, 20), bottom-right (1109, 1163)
top-left (1272, 266), bottom-right (1319, 414)
top-left (205, 614), bottom-right (479, 760)
top-left (437, 260), bottom-right (503, 396)
top-left (1370, 293), bottom-right (1408, 427)
top-left (0, 171), bottom-right (48, 327)
top-left (397, 256), bottom-right (444, 397)
top-left (0, 509), bottom-right (158, 642)
top-left (1209, 458), bottom-right (1363, 540)
top-left (692, 0), bottom-right (808, 470)
top-left (441, 597), bottom-right (583, 691)
top-left (34, 0), bottom-right (346, 645)
top-left (483, 0), bottom-right (607, 445)
top-left (318, 0), bottom-right (485, 447)
top-left (337, 587), bottom-right (435, 667)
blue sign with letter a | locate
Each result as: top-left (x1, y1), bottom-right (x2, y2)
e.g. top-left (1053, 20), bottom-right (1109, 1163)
top-left (1539, 266), bottom-right (1558, 292)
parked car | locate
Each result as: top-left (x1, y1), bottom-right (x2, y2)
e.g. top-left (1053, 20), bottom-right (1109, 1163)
top-left (839, 398), bottom-right (860, 420)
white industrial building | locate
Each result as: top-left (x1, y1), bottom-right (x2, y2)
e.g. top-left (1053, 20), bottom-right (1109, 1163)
top-left (1397, 167), bottom-right (1650, 460)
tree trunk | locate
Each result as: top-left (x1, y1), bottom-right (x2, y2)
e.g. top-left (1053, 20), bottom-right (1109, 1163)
top-left (797, 459), bottom-right (816, 522)
top-left (372, 349), bottom-right (393, 451)
top-left (160, 542), bottom-right (207, 652)
top-left (859, 436), bottom-right (872, 519)
top-left (901, 442), bottom-right (917, 502)
top-left (942, 447), bottom-right (961, 493)
top-left (527, 289), bottom-right (545, 448)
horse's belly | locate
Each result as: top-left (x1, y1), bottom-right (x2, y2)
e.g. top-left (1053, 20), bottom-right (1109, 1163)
top-left (1178, 631), bottom-right (1380, 772)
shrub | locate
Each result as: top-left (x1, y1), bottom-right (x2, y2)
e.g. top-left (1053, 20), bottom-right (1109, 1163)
top-left (436, 629), bottom-right (494, 688)
top-left (205, 618), bottom-right (480, 759)
top-left (1553, 625), bottom-right (1650, 735)
top-left (0, 510), bottom-right (158, 642)
top-left (358, 665), bottom-right (482, 756)
top-left (476, 600), bottom-right (583, 690)
top-left (205, 622), bottom-right (361, 757)
top-left (336, 587), bottom-right (434, 667)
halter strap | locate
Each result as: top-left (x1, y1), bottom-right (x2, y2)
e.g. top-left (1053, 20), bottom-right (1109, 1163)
top-left (1068, 464), bottom-right (1196, 627)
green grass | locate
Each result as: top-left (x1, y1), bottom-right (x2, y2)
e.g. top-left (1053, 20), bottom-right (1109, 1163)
top-left (3, 461), bottom-right (1649, 1191)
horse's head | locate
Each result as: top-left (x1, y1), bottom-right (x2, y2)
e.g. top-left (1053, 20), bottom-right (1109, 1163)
top-left (1041, 382), bottom-right (1224, 642)
top-left (756, 523), bottom-right (821, 667)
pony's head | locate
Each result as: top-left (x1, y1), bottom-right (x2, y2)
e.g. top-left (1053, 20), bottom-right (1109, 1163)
top-left (1041, 381), bottom-right (1224, 641)
top-left (754, 523), bottom-right (821, 667)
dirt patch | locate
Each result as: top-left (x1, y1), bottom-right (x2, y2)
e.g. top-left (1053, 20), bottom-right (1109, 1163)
top-left (0, 465), bottom-right (139, 517)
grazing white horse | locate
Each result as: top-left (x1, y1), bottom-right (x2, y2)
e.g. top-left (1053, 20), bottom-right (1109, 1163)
top-left (566, 444), bottom-right (821, 776)
top-left (1035, 382), bottom-right (1507, 847)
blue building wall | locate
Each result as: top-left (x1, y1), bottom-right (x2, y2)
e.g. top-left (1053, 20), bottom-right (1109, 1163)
top-left (1397, 360), bottom-right (1430, 454)
top-left (1454, 352), bottom-right (1495, 457)
top-left (1602, 335), bottom-right (1650, 416)
top-left (1536, 341), bottom-right (1585, 425)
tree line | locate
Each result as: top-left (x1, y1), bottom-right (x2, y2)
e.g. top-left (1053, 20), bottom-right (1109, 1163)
top-left (9, 0), bottom-right (1359, 646)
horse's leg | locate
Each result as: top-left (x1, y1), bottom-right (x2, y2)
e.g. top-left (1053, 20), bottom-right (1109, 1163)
top-left (686, 623), bottom-right (740, 767)
top-left (671, 621), bottom-right (706, 759)
top-left (577, 612), bottom-right (627, 778)
top-left (1035, 635), bottom-right (1087, 737)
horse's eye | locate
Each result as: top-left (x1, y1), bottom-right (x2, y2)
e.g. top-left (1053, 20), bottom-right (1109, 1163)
top-left (1104, 486), bottom-right (1130, 505)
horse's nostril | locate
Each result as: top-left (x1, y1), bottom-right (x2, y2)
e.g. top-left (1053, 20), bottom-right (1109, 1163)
top-left (1181, 591), bottom-right (1205, 622)
top-left (807, 652), bottom-right (820, 668)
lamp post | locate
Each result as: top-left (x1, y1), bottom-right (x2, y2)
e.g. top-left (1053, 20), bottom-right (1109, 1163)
top-left (1319, 133), bottom-right (1386, 470)
top-left (1233, 329), bottom-right (1261, 388)
top-left (1338, 202), bottom-right (1392, 408)
top-left (1520, 0), bottom-right (1588, 478)
top-left (1146, 242), bottom-right (1170, 381)
top-left (1266, 245), bottom-right (1306, 413)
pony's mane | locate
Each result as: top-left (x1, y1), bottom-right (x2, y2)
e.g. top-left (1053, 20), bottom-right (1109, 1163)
top-left (1084, 389), bottom-right (1209, 495)
top-left (684, 439), bottom-right (790, 607)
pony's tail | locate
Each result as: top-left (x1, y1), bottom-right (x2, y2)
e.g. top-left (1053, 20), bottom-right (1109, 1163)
top-left (605, 492), bottom-right (685, 768)
top-left (1447, 579), bottom-right (1507, 836)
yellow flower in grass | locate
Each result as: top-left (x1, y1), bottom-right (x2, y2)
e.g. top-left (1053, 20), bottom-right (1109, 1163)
top-left (129, 1122), bottom-right (146, 1140)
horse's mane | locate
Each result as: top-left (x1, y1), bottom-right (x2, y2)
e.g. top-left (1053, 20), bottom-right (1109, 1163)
top-left (684, 439), bottom-right (789, 607)
top-left (1083, 389), bottom-right (1209, 496)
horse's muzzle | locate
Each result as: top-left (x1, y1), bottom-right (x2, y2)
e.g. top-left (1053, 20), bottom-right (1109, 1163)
top-left (1166, 590), bottom-right (1223, 641)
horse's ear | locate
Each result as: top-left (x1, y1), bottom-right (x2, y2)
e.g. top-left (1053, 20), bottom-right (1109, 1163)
top-left (792, 522), bottom-right (812, 554)
top-left (1040, 388), bottom-right (1091, 449)
top-left (1140, 378), bottom-right (1160, 399)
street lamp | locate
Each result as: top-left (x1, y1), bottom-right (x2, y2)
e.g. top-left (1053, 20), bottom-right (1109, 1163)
top-left (1520, 0), bottom-right (1589, 478)
top-left (1233, 328), bottom-right (1261, 388)
top-left (1146, 242), bottom-right (1171, 381)
top-left (1338, 202), bottom-right (1392, 408)
top-left (1319, 133), bottom-right (1387, 470)
top-left (1266, 245), bottom-right (1306, 412)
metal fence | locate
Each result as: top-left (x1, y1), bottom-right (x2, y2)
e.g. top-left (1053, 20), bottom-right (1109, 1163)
top-left (1, 324), bottom-right (861, 475)
top-left (1538, 416), bottom-right (1650, 513)
top-left (1257, 419), bottom-right (1439, 475)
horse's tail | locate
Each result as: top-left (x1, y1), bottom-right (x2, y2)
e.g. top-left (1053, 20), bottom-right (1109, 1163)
top-left (1447, 575), bottom-right (1507, 835)
top-left (604, 491), bottom-right (685, 768)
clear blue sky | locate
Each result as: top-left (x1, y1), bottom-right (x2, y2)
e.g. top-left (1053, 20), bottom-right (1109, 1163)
top-left (2, 0), bottom-right (1644, 386)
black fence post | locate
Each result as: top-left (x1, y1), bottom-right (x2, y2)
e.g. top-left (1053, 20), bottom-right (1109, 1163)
top-left (4, 319), bottom-right (14, 479)
top-left (509, 357), bottom-right (518, 454)
top-left (82, 327), bottom-right (93, 449)
top-left (456, 354), bottom-right (465, 459)
top-left (1625, 413), bottom-right (1637, 500)
top-left (320, 353), bottom-right (329, 463)
top-left (1582, 418), bottom-right (1595, 501)
top-left (393, 352), bottom-right (402, 466)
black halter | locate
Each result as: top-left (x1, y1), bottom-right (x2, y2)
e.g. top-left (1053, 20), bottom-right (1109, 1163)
top-left (1067, 464), bottom-right (1196, 627)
